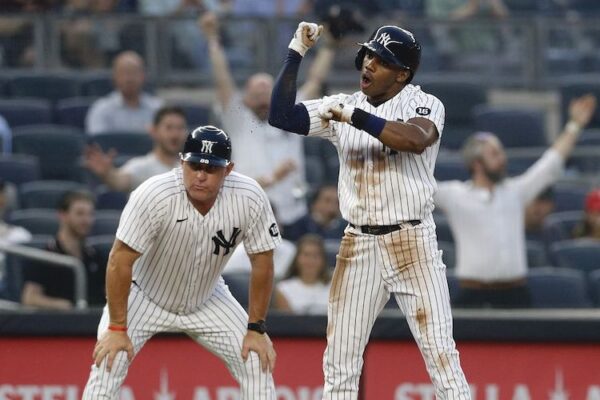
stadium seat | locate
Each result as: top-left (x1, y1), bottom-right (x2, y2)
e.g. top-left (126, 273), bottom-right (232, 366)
top-left (473, 106), bottom-right (547, 148)
top-left (222, 273), bottom-right (250, 308)
top-left (55, 97), bottom-right (97, 130)
top-left (324, 154), bottom-right (340, 184)
top-left (6, 74), bottom-right (80, 102)
top-left (0, 154), bottom-right (40, 185)
top-left (13, 124), bottom-right (84, 137)
top-left (0, 99), bottom-right (53, 127)
top-left (589, 269), bottom-right (600, 306)
top-left (95, 187), bottom-right (128, 210)
top-left (560, 82), bottom-right (600, 128)
top-left (553, 184), bottom-right (588, 212)
top-left (19, 180), bottom-right (86, 209)
top-left (175, 103), bottom-right (211, 127)
top-left (91, 211), bottom-right (121, 236)
top-left (526, 240), bottom-right (547, 267)
top-left (303, 136), bottom-right (324, 158)
top-left (423, 81), bottom-right (487, 149)
top-left (434, 158), bottom-right (469, 181)
top-left (12, 130), bottom-right (85, 181)
top-left (528, 267), bottom-right (590, 308)
top-left (542, 211), bottom-right (584, 247)
top-left (438, 241), bottom-right (456, 269)
top-left (79, 74), bottom-right (113, 97)
top-left (550, 239), bottom-right (600, 274)
top-left (506, 152), bottom-right (540, 176)
top-left (8, 209), bottom-right (59, 235)
top-left (87, 235), bottom-right (115, 273)
top-left (578, 129), bottom-right (600, 146)
top-left (90, 131), bottom-right (153, 157)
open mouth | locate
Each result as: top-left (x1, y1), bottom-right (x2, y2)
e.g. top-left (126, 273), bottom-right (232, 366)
top-left (360, 73), bottom-right (372, 89)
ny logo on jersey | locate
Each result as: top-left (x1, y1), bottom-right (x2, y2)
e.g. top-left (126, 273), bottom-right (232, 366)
top-left (212, 227), bottom-right (241, 256)
top-left (201, 140), bottom-right (216, 154)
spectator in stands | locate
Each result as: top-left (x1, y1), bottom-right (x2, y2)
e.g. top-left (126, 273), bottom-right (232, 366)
top-left (573, 188), bottom-right (600, 240)
top-left (525, 188), bottom-right (555, 242)
top-left (434, 94), bottom-right (596, 308)
top-left (85, 50), bottom-right (163, 134)
top-left (199, 12), bottom-right (338, 228)
top-left (0, 180), bottom-right (32, 281)
top-left (21, 190), bottom-right (102, 310)
top-left (285, 184), bottom-right (345, 242)
top-left (273, 234), bottom-right (331, 315)
top-left (85, 106), bottom-right (188, 192)
top-left (224, 205), bottom-right (296, 280)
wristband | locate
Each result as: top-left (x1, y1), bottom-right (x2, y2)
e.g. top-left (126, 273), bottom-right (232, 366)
top-left (351, 108), bottom-right (386, 138)
top-left (247, 320), bottom-right (267, 334)
top-left (565, 120), bottom-right (581, 135)
top-left (108, 324), bottom-right (127, 332)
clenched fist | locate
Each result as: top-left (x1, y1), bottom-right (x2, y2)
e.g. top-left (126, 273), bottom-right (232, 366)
top-left (288, 22), bottom-right (323, 57)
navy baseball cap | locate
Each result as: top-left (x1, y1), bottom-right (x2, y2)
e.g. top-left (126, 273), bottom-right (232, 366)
top-left (180, 125), bottom-right (232, 167)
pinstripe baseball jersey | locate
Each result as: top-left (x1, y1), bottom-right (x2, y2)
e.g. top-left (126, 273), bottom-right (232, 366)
top-left (302, 84), bottom-right (444, 225)
top-left (116, 167), bottom-right (281, 313)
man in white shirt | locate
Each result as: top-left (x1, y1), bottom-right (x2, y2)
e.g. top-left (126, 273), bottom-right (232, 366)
top-left (85, 106), bottom-right (188, 192)
top-left (85, 51), bottom-right (163, 135)
top-left (434, 94), bottom-right (596, 308)
top-left (198, 12), bottom-right (338, 226)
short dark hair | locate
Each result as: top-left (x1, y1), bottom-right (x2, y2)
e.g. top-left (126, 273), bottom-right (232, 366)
top-left (153, 105), bottom-right (187, 126)
top-left (57, 190), bottom-right (95, 212)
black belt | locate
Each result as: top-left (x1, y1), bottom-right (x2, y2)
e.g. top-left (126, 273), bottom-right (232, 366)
top-left (349, 220), bottom-right (421, 235)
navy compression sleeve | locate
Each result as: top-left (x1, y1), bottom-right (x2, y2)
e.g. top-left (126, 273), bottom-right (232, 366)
top-left (268, 49), bottom-right (310, 135)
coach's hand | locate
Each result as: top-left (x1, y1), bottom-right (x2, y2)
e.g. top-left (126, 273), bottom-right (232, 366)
top-left (289, 21), bottom-right (323, 57)
top-left (241, 331), bottom-right (276, 373)
top-left (93, 330), bottom-right (134, 372)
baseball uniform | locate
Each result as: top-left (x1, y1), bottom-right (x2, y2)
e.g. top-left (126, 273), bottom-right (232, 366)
top-left (82, 167), bottom-right (280, 399)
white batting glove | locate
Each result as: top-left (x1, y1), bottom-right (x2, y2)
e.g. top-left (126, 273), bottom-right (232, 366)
top-left (318, 96), bottom-right (354, 128)
top-left (289, 22), bottom-right (323, 57)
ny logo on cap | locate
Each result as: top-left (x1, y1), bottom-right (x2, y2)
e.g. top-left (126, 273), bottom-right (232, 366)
top-left (201, 140), bottom-right (216, 153)
top-left (376, 32), bottom-right (401, 53)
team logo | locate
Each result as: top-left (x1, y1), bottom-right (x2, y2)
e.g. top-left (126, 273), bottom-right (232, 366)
top-left (376, 32), bottom-right (401, 54)
top-left (212, 227), bottom-right (241, 255)
top-left (269, 223), bottom-right (280, 237)
top-left (416, 107), bottom-right (431, 116)
top-left (201, 140), bottom-right (216, 154)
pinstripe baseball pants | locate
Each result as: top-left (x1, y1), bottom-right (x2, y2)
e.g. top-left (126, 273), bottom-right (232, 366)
top-left (83, 281), bottom-right (275, 399)
top-left (323, 222), bottom-right (471, 400)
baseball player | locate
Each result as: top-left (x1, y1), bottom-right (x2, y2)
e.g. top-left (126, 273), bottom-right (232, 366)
top-left (269, 23), bottom-right (471, 399)
top-left (82, 126), bottom-right (279, 399)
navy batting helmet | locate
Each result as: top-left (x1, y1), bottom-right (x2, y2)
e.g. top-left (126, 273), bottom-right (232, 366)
top-left (354, 25), bottom-right (421, 81)
top-left (180, 125), bottom-right (232, 167)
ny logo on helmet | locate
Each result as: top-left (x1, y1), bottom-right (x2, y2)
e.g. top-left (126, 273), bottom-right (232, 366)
top-left (201, 140), bottom-right (216, 153)
top-left (376, 32), bottom-right (401, 53)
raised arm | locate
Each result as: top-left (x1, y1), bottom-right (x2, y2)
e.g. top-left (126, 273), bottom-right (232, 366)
top-left (298, 30), bottom-right (337, 100)
top-left (198, 12), bottom-right (236, 108)
top-left (268, 22), bottom-right (323, 135)
top-left (552, 94), bottom-right (597, 159)
top-left (84, 144), bottom-right (134, 192)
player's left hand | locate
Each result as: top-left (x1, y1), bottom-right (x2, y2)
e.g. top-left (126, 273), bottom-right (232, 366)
top-left (318, 96), bottom-right (354, 127)
top-left (241, 331), bottom-right (276, 373)
top-left (93, 330), bottom-right (134, 372)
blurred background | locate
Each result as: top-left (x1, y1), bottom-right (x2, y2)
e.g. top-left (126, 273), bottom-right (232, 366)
top-left (0, 0), bottom-right (599, 398)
